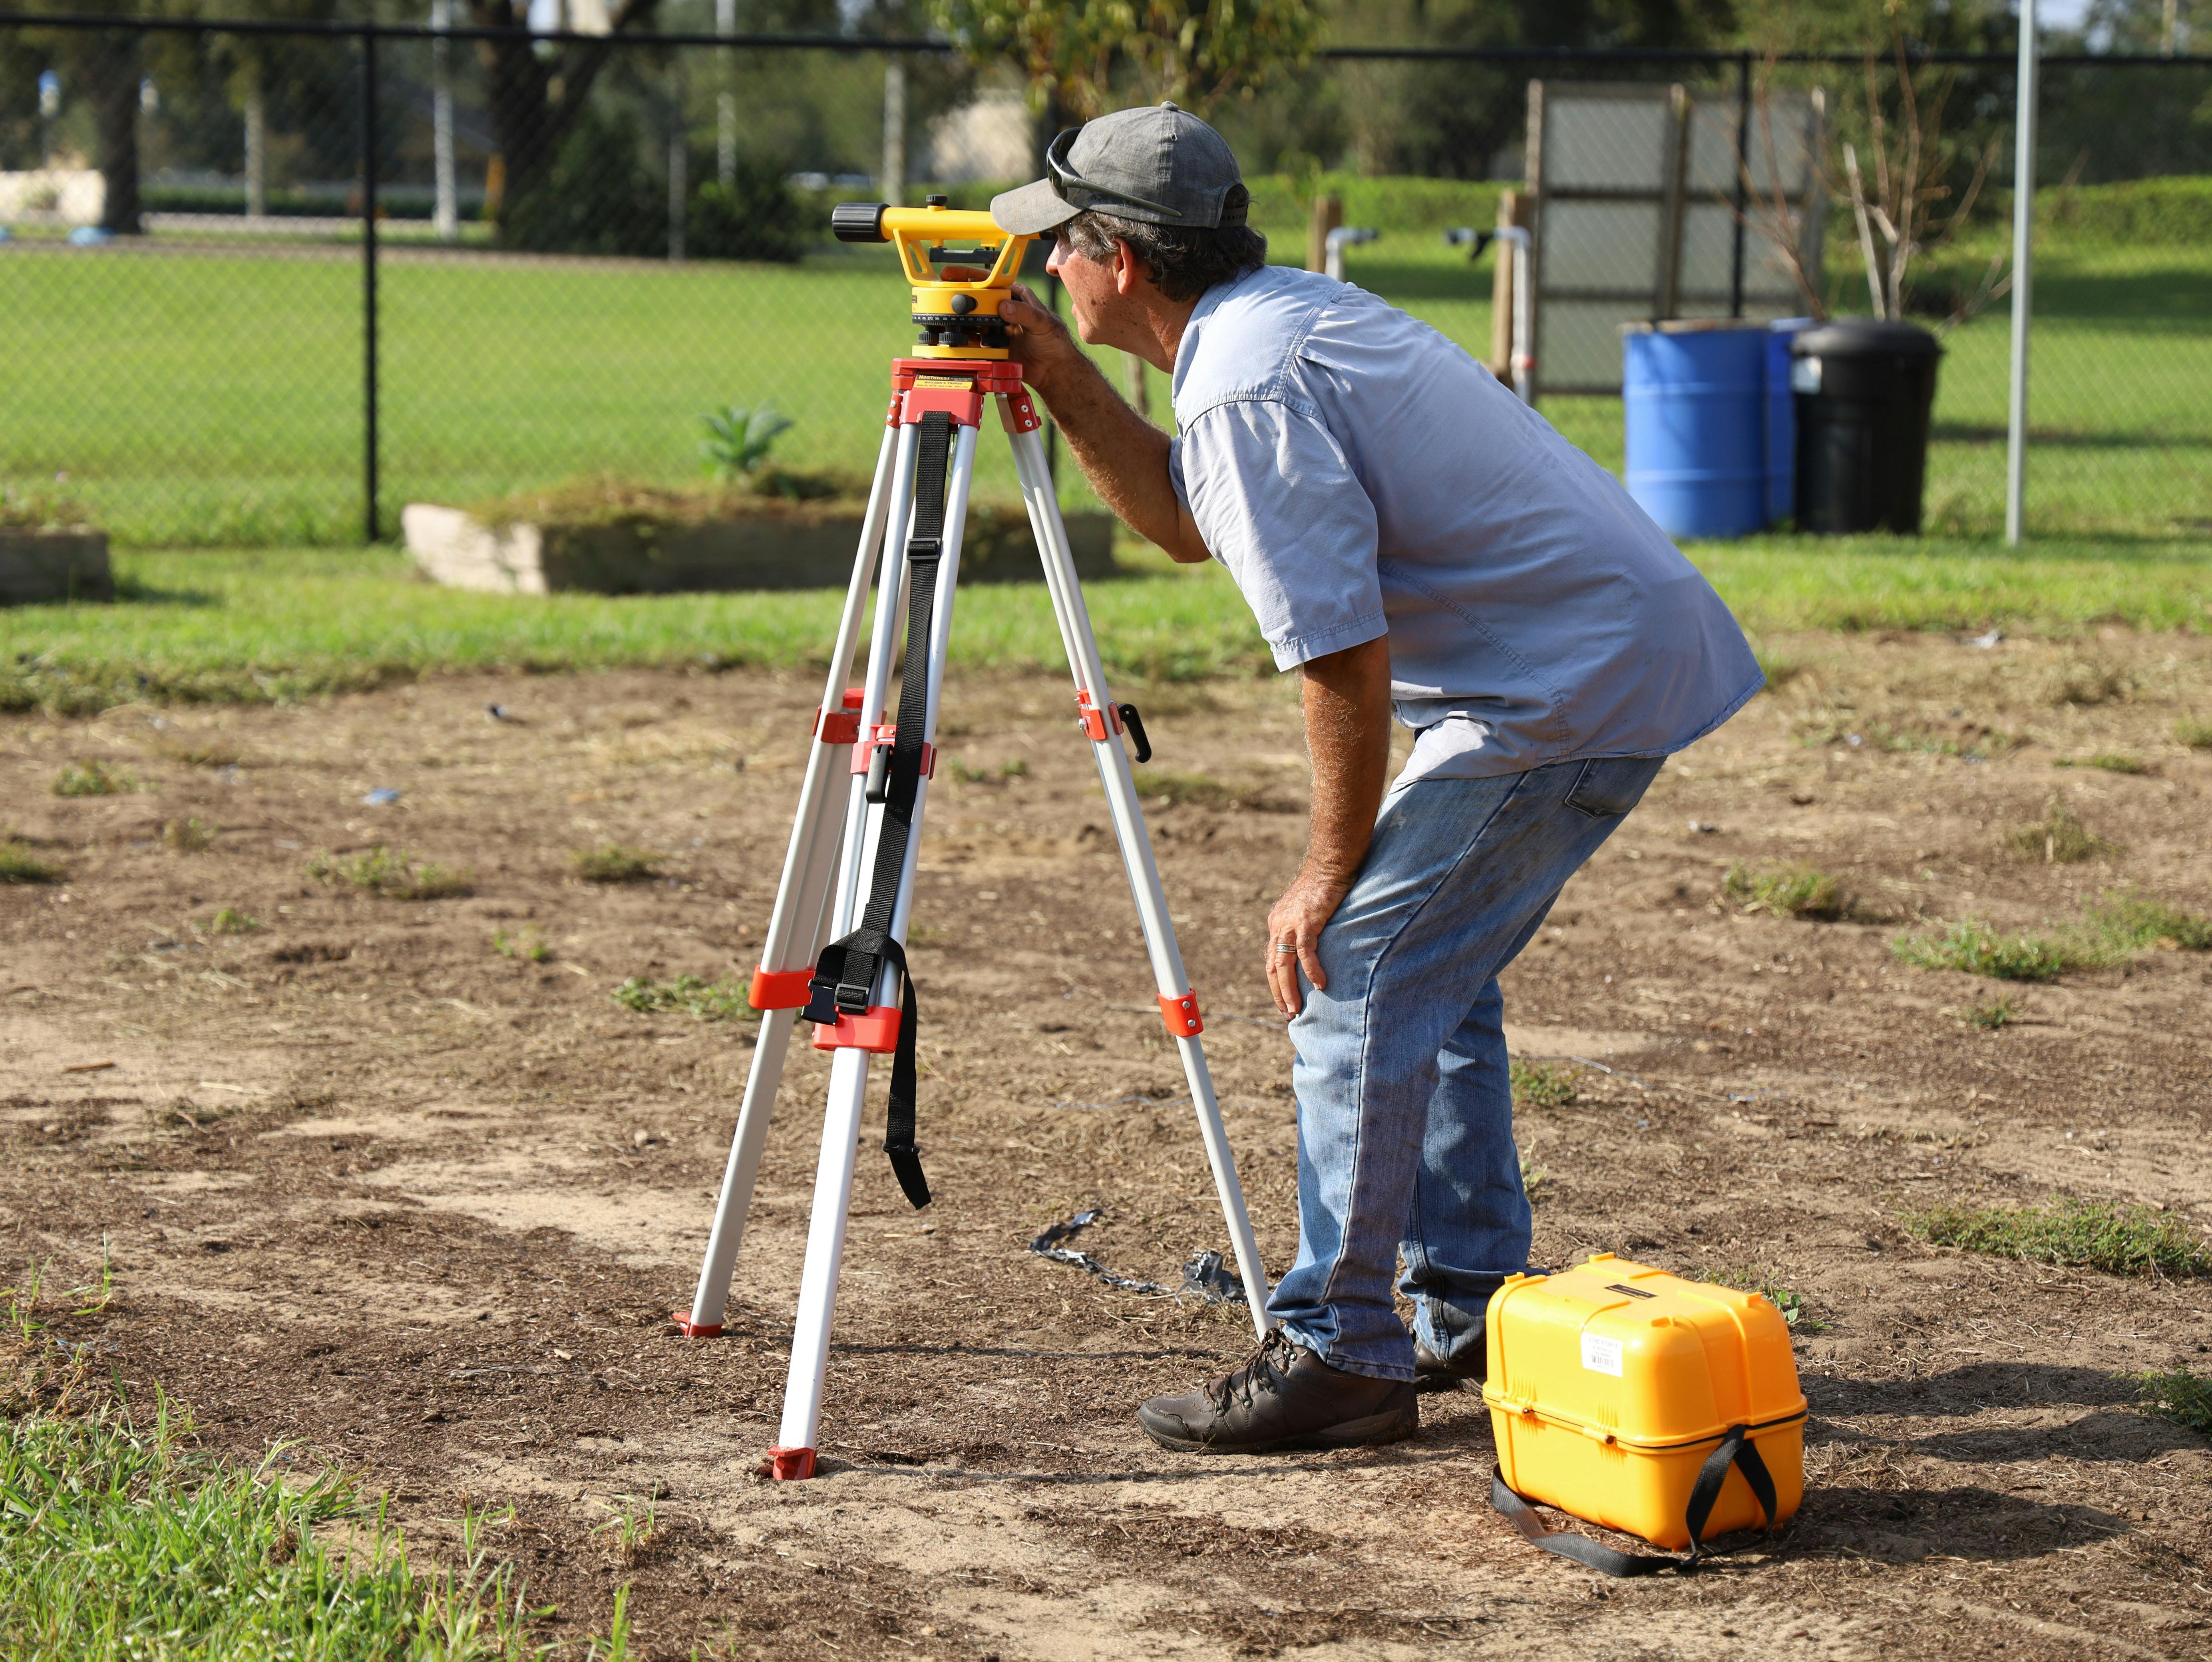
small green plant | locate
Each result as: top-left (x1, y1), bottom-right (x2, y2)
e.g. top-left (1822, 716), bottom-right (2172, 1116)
top-left (1518, 1150), bottom-right (1550, 1203)
top-left (2004, 797), bottom-right (2115, 864)
top-left (1709, 1267), bottom-right (1824, 1332)
top-left (590, 1584), bottom-right (633, 1662)
top-left (1510, 1059), bottom-right (1579, 1109)
top-left (1143, 771), bottom-right (1278, 811)
top-left (52, 759), bottom-right (136, 797)
top-left (307, 846), bottom-right (472, 901)
top-left (1961, 992), bottom-right (2018, 1030)
top-left (999, 757), bottom-right (1029, 779)
top-left (2175, 717), bottom-right (2212, 750)
top-left (698, 402), bottom-right (792, 482)
top-left (1724, 862), bottom-right (1850, 920)
top-left (0, 840), bottom-right (63, 885)
top-left (198, 907), bottom-right (261, 936)
top-left (592, 1496), bottom-right (656, 1569)
top-left (611, 974), bottom-right (754, 1022)
top-left (1906, 1195), bottom-right (2211, 1277)
top-left (949, 757), bottom-right (992, 783)
top-left (2131, 1368), bottom-right (2212, 1435)
top-left (573, 845), bottom-right (662, 884)
top-left (1893, 918), bottom-right (2088, 981)
top-left (2052, 753), bottom-right (2147, 775)
top-left (491, 926), bottom-right (551, 963)
top-left (160, 816), bottom-right (217, 853)
top-left (2087, 891), bottom-right (2212, 952)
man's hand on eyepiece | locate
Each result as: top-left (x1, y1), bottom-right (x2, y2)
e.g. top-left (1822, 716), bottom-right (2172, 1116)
top-left (1003, 283), bottom-right (1083, 398)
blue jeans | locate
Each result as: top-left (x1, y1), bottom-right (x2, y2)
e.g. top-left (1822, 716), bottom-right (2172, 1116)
top-left (1267, 754), bottom-right (1664, 1382)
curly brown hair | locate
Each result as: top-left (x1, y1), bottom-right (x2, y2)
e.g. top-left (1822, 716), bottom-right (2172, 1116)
top-left (1056, 201), bottom-right (1269, 303)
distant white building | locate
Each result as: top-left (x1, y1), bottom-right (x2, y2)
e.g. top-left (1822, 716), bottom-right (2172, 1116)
top-left (0, 168), bottom-right (104, 225)
top-left (924, 89), bottom-right (1033, 185)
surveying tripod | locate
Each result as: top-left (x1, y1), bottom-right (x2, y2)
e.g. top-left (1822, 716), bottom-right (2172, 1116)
top-left (673, 199), bottom-right (1273, 1481)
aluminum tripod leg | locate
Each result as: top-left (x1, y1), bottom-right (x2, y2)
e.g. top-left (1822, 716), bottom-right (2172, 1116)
top-left (1002, 414), bottom-right (1274, 1339)
top-left (674, 422), bottom-right (913, 1338)
top-left (769, 421), bottom-right (981, 1478)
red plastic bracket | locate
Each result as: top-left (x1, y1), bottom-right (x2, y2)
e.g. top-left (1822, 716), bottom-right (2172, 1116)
top-left (815, 686), bottom-right (866, 746)
top-left (812, 1004), bottom-right (902, 1053)
top-left (767, 1445), bottom-right (817, 1481)
top-left (748, 967), bottom-right (813, 1011)
top-left (1001, 388), bottom-right (1043, 434)
top-left (897, 380), bottom-right (986, 428)
top-left (1159, 988), bottom-right (1204, 1038)
top-left (849, 724), bottom-right (935, 779)
top-left (894, 358), bottom-right (1024, 394)
top-left (669, 1309), bottom-right (723, 1338)
top-left (1075, 693), bottom-right (1122, 742)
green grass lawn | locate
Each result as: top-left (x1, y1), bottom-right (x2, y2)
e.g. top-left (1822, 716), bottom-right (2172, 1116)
top-left (4, 207), bottom-right (2207, 547)
top-left (6, 531), bottom-right (2207, 714)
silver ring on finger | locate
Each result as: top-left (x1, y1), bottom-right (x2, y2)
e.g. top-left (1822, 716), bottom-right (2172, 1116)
top-left (1275, 941), bottom-right (1297, 953)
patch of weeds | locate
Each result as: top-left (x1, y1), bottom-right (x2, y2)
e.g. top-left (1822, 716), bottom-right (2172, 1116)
top-left (197, 907), bottom-right (261, 937)
top-left (1960, 993), bottom-right (2018, 1030)
top-left (1518, 1151), bottom-right (1550, 1203)
top-left (2131, 1369), bottom-right (2212, 1436)
top-left (591, 1584), bottom-right (634, 1662)
top-left (592, 1495), bottom-right (656, 1569)
top-left (2053, 753), bottom-right (2148, 776)
top-left (151, 736), bottom-right (242, 768)
top-left (2044, 656), bottom-right (2135, 708)
top-left (1905, 1195), bottom-right (2211, 1277)
top-left (1796, 714), bottom-right (2018, 761)
top-left (2087, 891), bottom-right (2212, 953)
top-left (611, 974), bottom-right (754, 1022)
top-left (573, 844), bottom-right (661, 884)
top-left (999, 757), bottom-right (1029, 779)
top-left (307, 846), bottom-right (472, 901)
top-left (0, 840), bottom-right (63, 885)
top-left (0, 1400), bottom-right (546, 1657)
top-left (52, 759), bottom-right (138, 797)
top-left (1510, 1060), bottom-right (1579, 1109)
top-left (160, 816), bottom-right (217, 853)
top-left (1724, 862), bottom-right (1851, 920)
top-left (948, 757), bottom-right (993, 783)
top-left (1143, 771), bottom-right (1283, 811)
top-left (2175, 717), bottom-right (2212, 750)
top-left (2003, 797), bottom-right (2117, 865)
top-left (1892, 918), bottom-right (2091, 981)
top-left (1709, 1266), bottom-right (1826, 1333)
top-left (491, 926), bottom-right (551, 963)
top-left (949, 756), bottom-right (1029, 785)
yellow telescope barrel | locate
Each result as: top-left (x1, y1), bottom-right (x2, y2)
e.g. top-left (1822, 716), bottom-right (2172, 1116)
top-left (831, 198), bottom-right (1038, 360)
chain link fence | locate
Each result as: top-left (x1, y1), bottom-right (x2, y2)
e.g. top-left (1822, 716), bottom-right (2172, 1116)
top-left (2, 18), bottom-right (2207, 548)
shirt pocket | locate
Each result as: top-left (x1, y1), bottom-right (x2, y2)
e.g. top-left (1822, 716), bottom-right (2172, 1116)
top-left (1563, 756), bottom-right (1664, 820)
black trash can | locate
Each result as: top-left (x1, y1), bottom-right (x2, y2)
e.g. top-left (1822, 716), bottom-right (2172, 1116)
top-left (1790, 318), bottom-right (1944, 534)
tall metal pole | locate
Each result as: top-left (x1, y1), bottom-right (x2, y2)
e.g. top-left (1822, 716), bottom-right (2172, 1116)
top-left (1729, 50), bottom-right (1751, 318)
top-left (716, 0), bottom-right (736, 188)
top-left (2006, 0), bottom-right (2038, 547)
top-left (881, 57), bottom-right (906, 203)
top-left (432, 0), bottom-right (456, 241)
top-left (360, 26), bottom-right (380, 545)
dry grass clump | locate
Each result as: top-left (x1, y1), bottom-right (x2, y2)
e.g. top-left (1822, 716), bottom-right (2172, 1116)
top-left (0, 840), bottom-right (64, 885)
top-left (2043, 656), bottom-right (2136, 707)
top-left (1724, 862), bottom-right (1852, 920)
top-left (2175, 717), bottom-right (2212, 750)
top-left (611, 974), bottom-right (752, 1021)
top-left (573, 844), bottom-right (662, 884)
top-left (160, 817), bottom-right (217, 853)
top-left (51, 760), bottom-right (138, 797)
top-left (1906, 1195), bottom-right (2210, 1277)
top-left (2004, 797), bottom-right (2116, 865)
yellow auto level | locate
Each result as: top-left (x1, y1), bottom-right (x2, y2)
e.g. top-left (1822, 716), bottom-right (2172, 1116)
top-left (831, 197), bottom-right (1038, 360)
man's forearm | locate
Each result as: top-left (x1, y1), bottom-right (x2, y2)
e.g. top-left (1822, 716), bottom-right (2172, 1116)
top-left (1031, 354), bottom-right (1209, 562)
top-left (1299, 636), bottom-right (1395, 885)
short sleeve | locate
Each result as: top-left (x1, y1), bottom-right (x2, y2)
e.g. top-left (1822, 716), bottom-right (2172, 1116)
top-left (1179, 400), bottom-right (1386, 671)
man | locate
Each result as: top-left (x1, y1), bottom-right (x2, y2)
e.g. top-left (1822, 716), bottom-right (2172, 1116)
top-left (991, 105), bottom-right (1762, 1454)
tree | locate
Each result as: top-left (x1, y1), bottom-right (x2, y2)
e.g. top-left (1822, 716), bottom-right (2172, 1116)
top-left (927, 0), bottom-right (1323, 122)
top-left (462, 0), bottom-right (666, 212)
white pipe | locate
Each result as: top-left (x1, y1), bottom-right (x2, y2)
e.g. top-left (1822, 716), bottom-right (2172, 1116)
top-left (430, 0), bottom-right (455, 241)
top-left (1491, 226), bottom-right (1534, 404)
top-left (1323, 225), bottom-right (1376, 283)
top-left (2005, 0), bottom-right (2038, 547)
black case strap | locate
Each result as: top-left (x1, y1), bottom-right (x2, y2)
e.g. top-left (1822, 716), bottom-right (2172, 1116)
top-left (1489, 1424), bottom-right (1778, 1577)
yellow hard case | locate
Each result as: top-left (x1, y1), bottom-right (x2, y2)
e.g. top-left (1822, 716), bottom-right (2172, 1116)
top-left (1482, 1253), bottom-right (1806, 1550)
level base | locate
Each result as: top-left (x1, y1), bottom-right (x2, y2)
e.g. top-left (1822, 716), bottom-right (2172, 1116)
top-left (768, 1445), bottom-right (817, 1481)
top-left (669, 1310), bottom-right (724, 1339)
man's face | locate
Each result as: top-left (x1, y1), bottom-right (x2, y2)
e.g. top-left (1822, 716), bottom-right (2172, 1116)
top-left (1046, 233), bottom-right (1132, 346)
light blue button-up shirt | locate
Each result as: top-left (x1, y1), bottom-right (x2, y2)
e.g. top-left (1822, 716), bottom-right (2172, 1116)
top-left (1166, 263), bottom-right (1763, 783)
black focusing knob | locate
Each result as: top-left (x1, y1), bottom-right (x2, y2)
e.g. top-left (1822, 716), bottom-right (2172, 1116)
top-left (925, 194), bottom-right (948, 207)
top-left (949, 293), bottom-right (976, 315)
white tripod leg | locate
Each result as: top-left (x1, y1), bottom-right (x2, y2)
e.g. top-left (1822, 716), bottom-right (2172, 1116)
top-left (1003, 410), bottom-right (1273, 1339)
top-left (675, 422), bottom-right (912, 1338)
top-left (770, 419), bottom-right (979, 1478)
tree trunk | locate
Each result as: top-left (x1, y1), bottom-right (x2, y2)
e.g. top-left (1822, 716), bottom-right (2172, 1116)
top-left (473, 0), bottom-right (661, 208)
top-left (79, 34), bottom-right (141, 234)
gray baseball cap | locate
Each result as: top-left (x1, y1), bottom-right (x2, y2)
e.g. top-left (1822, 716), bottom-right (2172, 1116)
top-left (991, 103), bottom-right (1248, 236)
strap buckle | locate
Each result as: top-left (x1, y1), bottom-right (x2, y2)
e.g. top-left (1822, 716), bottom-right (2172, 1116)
top-left (907, 536), bottom-right (942, 564)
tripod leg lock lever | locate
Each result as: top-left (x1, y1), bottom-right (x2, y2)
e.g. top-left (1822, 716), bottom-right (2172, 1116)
top-left (811, 1004), bottom-right (904, 1053)
top-left (1159, 989), bottom-right (1204, 1038)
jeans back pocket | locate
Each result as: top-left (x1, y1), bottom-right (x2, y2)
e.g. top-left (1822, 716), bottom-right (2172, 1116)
top-left (1563, 755), bottom-right (1665, 819)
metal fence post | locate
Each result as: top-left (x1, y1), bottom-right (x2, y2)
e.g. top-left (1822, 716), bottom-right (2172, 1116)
top-left (2006, 0), bottom-right (2039, 547)
top-left (360, 24), bottom-right (380, 544)
top-left (1729, 50), bottom-right (1751, 318)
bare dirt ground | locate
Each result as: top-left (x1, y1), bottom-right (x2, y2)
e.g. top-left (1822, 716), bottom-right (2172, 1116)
top-left (4, 628), bottom-right (2211, 1661)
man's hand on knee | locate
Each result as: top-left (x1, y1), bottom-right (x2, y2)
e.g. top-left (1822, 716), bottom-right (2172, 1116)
top-left (1266, 870), bottom-right (1350, 1016)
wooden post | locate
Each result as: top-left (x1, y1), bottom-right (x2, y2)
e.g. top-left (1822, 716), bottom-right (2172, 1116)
top-left (1490, 189), bottom-right (1533, 380)
top-left (1307, 194), bottom-right (1342, 274)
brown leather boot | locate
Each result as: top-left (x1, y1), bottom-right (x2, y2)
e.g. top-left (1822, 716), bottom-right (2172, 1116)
top-left (1412, 1338), bottom-right (1488, 1394)
top-left (1136, 1329), bottom-right (1418, 1453)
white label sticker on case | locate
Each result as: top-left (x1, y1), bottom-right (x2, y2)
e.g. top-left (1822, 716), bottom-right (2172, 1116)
top-left (1580, 1332), bottom-right (1625, 1377)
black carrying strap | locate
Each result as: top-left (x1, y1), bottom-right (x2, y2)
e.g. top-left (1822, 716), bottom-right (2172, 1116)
top-left (801, 409), bottom-right (953, 1210)
top-left (1490, 1424), bottom-right (1778, 1577)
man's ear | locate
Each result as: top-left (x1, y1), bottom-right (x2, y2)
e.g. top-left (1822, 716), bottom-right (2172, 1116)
top-left (1110, 238), bottom-right (1150, 297)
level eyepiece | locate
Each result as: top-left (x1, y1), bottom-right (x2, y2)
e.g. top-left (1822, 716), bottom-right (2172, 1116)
top-left (831, 201), bottom-right (889, 243)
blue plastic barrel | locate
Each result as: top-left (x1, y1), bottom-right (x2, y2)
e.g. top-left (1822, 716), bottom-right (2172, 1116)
top-left (1623, 325), bottom-right (1768, 540)
top-left (1765, 319), bottom-right (1812, 527)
